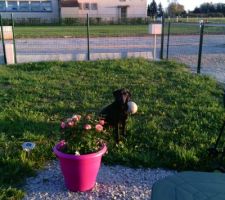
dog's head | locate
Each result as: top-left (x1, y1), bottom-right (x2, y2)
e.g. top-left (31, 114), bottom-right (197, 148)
top-left (113, 88), bottom-right (131, 105)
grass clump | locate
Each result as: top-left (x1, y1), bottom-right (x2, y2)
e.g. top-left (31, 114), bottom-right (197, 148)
top-left (0, 58), bottom-right (224, 198)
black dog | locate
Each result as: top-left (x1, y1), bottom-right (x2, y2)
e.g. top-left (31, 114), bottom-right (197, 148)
top-left (100, 88), bottom-right (131, 143)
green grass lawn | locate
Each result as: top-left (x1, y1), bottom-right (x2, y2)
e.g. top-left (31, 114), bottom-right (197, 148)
top-left (13, 23), bottom-right (225, 38)
top-left (14, 25), bottom-right (149, 38)
top-left (0, 58), bottom-right (224, 199)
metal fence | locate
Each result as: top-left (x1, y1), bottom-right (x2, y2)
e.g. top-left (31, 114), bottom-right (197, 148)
top-left (0, 14), bottom-right (164, 64)
top-left (163, 22), bottom-right (200, 72)
top-left (163, 21), bottom-right (225, 83)
top-left (1, 14), bottom-right (225, 83)
top-left (200, 24), bottom-right (225, 83)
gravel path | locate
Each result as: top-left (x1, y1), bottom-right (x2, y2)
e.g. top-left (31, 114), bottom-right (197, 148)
top-left (23, 161), bottom-right (175, 200)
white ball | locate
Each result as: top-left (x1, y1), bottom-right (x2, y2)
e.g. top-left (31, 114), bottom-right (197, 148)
top-left (127, 101), bottom-right (138, 114)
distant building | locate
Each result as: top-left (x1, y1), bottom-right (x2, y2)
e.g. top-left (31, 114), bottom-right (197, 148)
top-left (0, 0), bottom-right (147, 23)
top-left (61, 0), bottom-right (147, 18)
top-left (0, 0), bottom-right (59, 22)
top-left (60, 0), bottom-right (78, 19)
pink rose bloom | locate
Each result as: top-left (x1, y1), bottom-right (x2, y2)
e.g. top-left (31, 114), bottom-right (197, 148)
top-left (60, 122), bottom-right (66, 129)
top-left (67, 120), bottom-right (75, 127)
top-left (95, 124), bottom-right (103, 132)
top-left (83, 124), bottom-right (92, 130)
top-left (99, 119), bottom-right (105, 126)
top-left (72, 114), bottom-right (81, 122)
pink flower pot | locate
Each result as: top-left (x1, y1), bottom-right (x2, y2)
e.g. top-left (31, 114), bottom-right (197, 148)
top-left (53, 143), bottom-right (107, 192)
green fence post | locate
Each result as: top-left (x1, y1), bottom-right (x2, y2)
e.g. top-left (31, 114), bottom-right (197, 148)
top-left (0, 14), bottom-right (6, 64)
top-left (87, 13), bottom-right (90, 61)
top-left (197, 21), bottom-right (204, 74)
top-left (11, 13), bottom-right (17, 64)
top-left (160, 13), bottom-right (165, 60)
top-left (166, 20), bottom-right (171, 60)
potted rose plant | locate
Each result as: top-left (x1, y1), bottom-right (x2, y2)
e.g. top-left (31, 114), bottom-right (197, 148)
top-left (53, 113), bottom-right (109, 192)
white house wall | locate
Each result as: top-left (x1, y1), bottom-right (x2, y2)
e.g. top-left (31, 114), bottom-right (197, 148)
top-left (76, 0), bottom-right (147, 18)
top-left (61, 7), bottom-right (79, 18)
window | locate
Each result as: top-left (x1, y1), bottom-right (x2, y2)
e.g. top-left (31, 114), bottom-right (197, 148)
top-left (19, 1), bottom-right (30, 11)
top-left (78, 3), bottom-right (82, 10)
top-left (42, 1), bottom-right (52, 11)
top-left (91, 3), bottom-right (97, 10)
top-left (84, 3), bottom-right (89, 10)
top-left (7, 1), bottom-right (18, 11)
top-left (31, 1), bottom-right (41, 11)
top-left (121, 7), bottom-right (127, 18)
top-left (0, 1), bottom-right (6, 11)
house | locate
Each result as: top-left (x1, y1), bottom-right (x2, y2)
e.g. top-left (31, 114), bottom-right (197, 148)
top-left (60, 0), bottom-right (79, 19)
top-left (0, 0), bottom-right (59, 23)
top-left (61, 0), bottom-right (147, 19)
top-left (0, 0), bottom-right (147, 23)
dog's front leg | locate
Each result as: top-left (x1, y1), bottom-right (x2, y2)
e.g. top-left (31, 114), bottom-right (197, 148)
top-left (114, 123), bottom-right (119, 143)
top-left (121, 120), bottom-right (126, 138)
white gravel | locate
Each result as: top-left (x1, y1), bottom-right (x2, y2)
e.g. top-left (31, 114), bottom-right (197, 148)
top-left (23, 160), bottom-right (175, 200)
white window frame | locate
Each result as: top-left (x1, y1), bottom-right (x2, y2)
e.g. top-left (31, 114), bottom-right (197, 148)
top-left (30, 1), bottom-right (42, 12)
top-left (41, 1), bottom-right (52, 12)
top-left (84, 3), bottom-right (89, 10)
top-left (19, 1), bottom-right (30, 11)
top-left (0, 1), bottom-right (6, 11)
top-left (6, 1), bottom-right (18, 11)
top-left (91, 3), bottom-right (97, 10)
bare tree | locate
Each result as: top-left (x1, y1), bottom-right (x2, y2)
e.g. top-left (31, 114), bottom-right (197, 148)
top-left (167, 2), bottom-right (185, 17)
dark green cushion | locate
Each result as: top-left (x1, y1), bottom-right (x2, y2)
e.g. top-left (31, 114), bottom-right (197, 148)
top-left (151, 172), bottom-right (225, 200)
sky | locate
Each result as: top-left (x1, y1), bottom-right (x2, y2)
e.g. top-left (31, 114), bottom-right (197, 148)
top-left (147, 0), bottom-right (225, 11)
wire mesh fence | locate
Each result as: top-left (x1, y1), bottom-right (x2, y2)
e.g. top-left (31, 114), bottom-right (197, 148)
top-left (164, 21), bottom-right (225, 83)
top-left (201, 25), bottom-right (225, 83)
top-left (12, 17), bottom-right (87, 63)
top-left (164, 22), bottom-right (200, 72)
top-left (0, 14), bottom-right (162, 63)
top-left (1, 14), bottom-right (225, 83)
top-left (88, 20), bottom-right (154, 61)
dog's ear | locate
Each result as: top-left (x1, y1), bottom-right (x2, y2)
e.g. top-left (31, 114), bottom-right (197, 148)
top-left (113, 89), bottom-right (121, 98)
